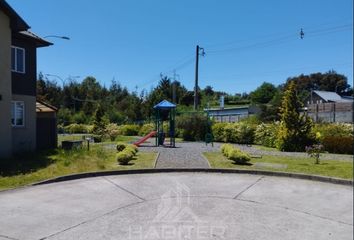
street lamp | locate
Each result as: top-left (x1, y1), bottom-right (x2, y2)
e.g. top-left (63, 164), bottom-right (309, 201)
top-left (43, 35), bottom-right (70, 40)
top-left (45, 74), bottom-right (80, 89)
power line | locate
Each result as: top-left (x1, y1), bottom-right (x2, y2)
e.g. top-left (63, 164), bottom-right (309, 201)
top-left (207, 23), bottom-right (352, 55)
top-left (136, 22), bottom-right (352, 91)
top-left (136, 55), bottom-right (195, 90)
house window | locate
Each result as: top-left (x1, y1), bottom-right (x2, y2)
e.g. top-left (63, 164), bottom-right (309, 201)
top-left (11, 46), bottom-right (25, 73)
top-left (11, 101), bottom-right (25, 127)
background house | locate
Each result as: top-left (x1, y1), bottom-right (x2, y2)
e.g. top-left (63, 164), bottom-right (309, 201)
top-left (303, 91), bottom-right (353, 123)
top-left (305, 90), bottom-right (353, 105)
top-left (0, 0), bottom-right (53, 157)
top-left (205, 105), bottom-right (260, 123)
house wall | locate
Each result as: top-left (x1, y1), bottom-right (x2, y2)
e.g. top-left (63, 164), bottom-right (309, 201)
top-left (11, 36), bottom-right (37, 96)
top-left (0, 10), bottom-right (13, 157)
top-left (12, 94), bottom-right (36, 152)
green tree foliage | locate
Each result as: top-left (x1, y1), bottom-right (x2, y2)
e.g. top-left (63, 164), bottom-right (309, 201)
top-left (92, 104), bottom-right (108, 135)
top-left (250, 82), bottom-right (278, 104)
top-left (37, 73), bottom-right (62, 107)
top-left (276, 81), bottom-right (315, 151)
top-left (38, 70), bottom-right (351, 127)
top-left (250, 82), bottom-right (281, 122)
top-left (286, 70), bottom-right (353, 100)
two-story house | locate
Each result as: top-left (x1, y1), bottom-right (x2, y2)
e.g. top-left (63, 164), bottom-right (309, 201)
top-left (0, 0), bottom-right (52, 157)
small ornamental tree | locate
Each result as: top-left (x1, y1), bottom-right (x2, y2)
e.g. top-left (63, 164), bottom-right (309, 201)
top-left (276, 81), bottom-right (315, 152)
top-left (92, 104), bottom-right (108, 136)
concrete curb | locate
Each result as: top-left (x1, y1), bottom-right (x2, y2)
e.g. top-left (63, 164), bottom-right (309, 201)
top-left (32, 168), bottom-right (353, 187)
top-left (153, 152), bottom-right (160, 168)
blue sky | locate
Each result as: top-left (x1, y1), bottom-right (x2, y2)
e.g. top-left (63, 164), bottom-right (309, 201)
top-left (7, 0), bottom-right (353, 94)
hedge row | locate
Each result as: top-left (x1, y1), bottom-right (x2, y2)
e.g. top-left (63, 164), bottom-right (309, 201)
top-left (212, 122), bottom-right (256, 144)
top-left (253, 122), bottom-right (353, 154)
top-left (59, 121), bottom-right (353, 155)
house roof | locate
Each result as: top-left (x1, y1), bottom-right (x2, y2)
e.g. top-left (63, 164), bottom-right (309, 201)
top-left (36, 101), bottom-right (57, 113)
top-left (1, 1), bottom-right (52, 47)
top-left (314, 90), bottom-right (353, 102)
top-left (18, 30), bottom-right (53, 47)
top-left (0, 0), bottom-right (30, 31)
top-left (153, 100), bottom-right (176, 109)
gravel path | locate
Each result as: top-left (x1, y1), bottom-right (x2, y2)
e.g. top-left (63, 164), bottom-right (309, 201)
top-left (138, 140), bottom-right (216, 168)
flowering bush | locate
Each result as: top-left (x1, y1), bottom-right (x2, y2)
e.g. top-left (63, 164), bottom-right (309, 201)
top-left (105, 123), bottom-right (120, 141)
top-left (254, 122), bottom-right (279, 148)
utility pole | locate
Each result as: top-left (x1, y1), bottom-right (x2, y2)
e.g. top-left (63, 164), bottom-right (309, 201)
top-left (172, 70), bottom-right (179, 104)
top-left (194, 45), bottom-right (205, 110)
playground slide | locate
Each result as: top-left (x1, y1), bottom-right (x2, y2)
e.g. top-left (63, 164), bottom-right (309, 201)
top-left (133, 131), bottom-right (157, 146)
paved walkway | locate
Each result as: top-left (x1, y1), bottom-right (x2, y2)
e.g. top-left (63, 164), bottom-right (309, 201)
top-left (0, 172), bottom-right (352, 240)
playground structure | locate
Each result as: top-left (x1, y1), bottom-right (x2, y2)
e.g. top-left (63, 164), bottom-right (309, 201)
top-left (154, 100), bottom-right (176, 147)
top-left (133, 100), bottom-right (176, 147)
top-left (134, 99), bottom-right (214, 147)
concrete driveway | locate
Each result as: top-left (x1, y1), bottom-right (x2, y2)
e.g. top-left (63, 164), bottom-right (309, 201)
top-left (0, 172), bottom-right (352, 240)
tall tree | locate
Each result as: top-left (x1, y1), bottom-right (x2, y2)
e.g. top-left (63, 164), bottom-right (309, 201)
top-left (286, 70), bottom-right (352, 98)
top-left (276, 81), bottom-right (315, 152)
top-left (250, 82), bottom-right (278, 104)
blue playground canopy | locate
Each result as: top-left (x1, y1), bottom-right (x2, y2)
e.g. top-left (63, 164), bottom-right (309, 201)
top-left (153, 100), bottom-right (176, 109)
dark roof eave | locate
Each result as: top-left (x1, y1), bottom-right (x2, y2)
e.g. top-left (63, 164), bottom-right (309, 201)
top-left (36, 100), bottom-right (58, 112)
top-left (15, 31), bottom-right (53, 47)
top-left (0, 0), bottom-right (30, 31)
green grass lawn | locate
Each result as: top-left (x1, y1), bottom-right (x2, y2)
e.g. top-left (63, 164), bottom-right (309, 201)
top-left (204, 152), bottom-right (353, 180)
top-left (0, 145), bottom-right (157, 191)
top-left (58, 134), bottom-right (137, 146)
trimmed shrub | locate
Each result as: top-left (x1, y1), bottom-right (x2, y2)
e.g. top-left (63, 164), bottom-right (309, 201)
top-left (220, 144), bottom-right (251, 164)
top-left (116, 151), bottom-right (133, 165)
top-left (125, 145), bottom-right (138, 155)
top-left (116, 142), bottom-right (127, 152)
top-left (321, 136), bottom-right (353, 154)
top-left (116, 144), bottom-right (139, 165)
top-left (228, 150), bottom-right (251, 164)
top-left (139, 123), bottom-right (155, 136)
top-left (221, 144), bottom-right (233, 157)
top-left (118, 124), bottom-right (141, 136)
